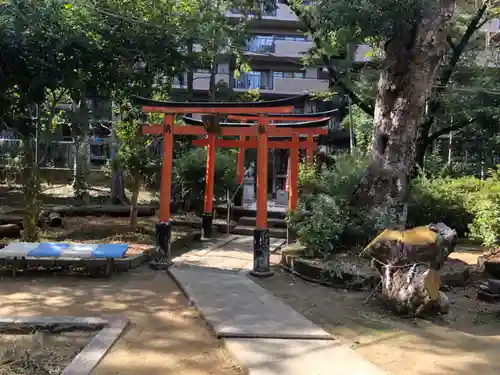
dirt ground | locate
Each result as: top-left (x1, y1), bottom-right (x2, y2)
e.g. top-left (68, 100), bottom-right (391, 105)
top-left (255, 248), bottom-right (500, 375)
top-left (0, 330), bottom-right (96, 375)
top-left (0, 183), bottom-right (195, 255)
top-left (0, 267), bottom-right (243, 375)
top-left (0, 183), bottom-right (158, 208)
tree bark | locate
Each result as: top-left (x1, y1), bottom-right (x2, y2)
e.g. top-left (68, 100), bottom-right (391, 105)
top-left (72, 97), bottom-right (90, 203)
top-left (361, 1), bottom-right (455, 225)
top-left (129, 174), bottom-right (141, 231)
top-left (209, 56), bottom-right (217, 100)
top-left (110, 105), bottom-right (128, 205)
top-left (187, 40), bottom-right (194, 100)
top-left (20, 137), bottom-right (40, 241)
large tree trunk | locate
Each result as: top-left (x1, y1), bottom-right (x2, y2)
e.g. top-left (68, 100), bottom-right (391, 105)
top-left (129, 174), bottom-right (141, 231)
top-left (72, 97), bottom-right (90, 203)
top-left (360, 1), bottom-right (455, 226)
top-left (209, 56), bottom-right (217, 100)
top-left (20, 137), bottom-right (40, 241)
top-left (110, 105), bottom-right (127, 204)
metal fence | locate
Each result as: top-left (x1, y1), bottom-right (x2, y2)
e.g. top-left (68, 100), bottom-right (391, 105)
top-left (0, 137), bottom-right (113, 171)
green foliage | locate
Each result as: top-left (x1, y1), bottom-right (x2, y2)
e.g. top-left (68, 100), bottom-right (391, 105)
top-left (340, 104), bottom-right (373, 153)
top-left (289, 152), bottom-right (377, 257)
top-left (115, 104), bottom-right (159, 182)
top-left (173, 148), bottom-right (237, 212)
top-left (409, 169), bottom-right (500, 248)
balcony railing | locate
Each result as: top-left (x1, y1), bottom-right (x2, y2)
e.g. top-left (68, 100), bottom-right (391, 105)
top-left (246, 37), bottom-right (275, 53)
top-left (230, 5), bottom-right (277, 16)
top-left (233, 73), bottom-right (274, 90)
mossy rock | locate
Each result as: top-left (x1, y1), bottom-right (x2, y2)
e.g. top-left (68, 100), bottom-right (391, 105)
top-left (440, 259), bottom-right (472, 287)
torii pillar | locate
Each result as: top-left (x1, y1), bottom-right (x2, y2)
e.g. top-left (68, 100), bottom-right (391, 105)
top-left (234, 135), bottom-right (246, 207)
top-left (202, 134), bottom-right (216, 238)
top-left (154, 114), bottom-right (174, 267)
top-left (250, 118), bottom-right (273, 277)
top-left (287, 133), bottom-right (299, 244)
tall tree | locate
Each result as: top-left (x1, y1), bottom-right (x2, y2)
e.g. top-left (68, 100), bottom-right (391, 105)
top-left (286, 0), bottom-right (500, 224)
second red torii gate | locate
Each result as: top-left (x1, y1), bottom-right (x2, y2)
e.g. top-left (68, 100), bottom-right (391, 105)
top-left (132, 94), bottom-right (332, 277)
top-left (181, 115), bottom-right (331, 209)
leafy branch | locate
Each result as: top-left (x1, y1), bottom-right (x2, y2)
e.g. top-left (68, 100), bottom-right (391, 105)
top-left (283, 0), bottom-right (374, 116)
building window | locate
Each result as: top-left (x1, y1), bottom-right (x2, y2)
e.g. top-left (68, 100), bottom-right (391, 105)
top-left (273, 71), bottom-right (306, 79)
top-left (274, 35), bottom-right (307, 41)
top-left (233, 71), bottom-right (274, 90)
top-left (247, 36), bottom-right (275, 53)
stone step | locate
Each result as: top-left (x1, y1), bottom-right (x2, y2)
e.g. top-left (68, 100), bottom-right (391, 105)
top-left (238, 216), bottom-right (287, 229)
top-left (215, 206), bottom-right (287, 220)
top-left (232, 225), bottom-right (287, 239)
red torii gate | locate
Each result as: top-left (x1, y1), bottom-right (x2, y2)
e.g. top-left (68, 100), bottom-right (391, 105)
top-left (182, 115), bottom-right (332, 208)
top-left (133, 95), bottom-right (330, 277)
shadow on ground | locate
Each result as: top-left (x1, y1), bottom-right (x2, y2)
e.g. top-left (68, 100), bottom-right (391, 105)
top-left (0, 266), bottom-right (241, 375)
top-left (254, 263), bottom-right (500, 375)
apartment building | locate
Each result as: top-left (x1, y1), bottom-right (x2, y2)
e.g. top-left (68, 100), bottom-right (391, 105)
top-left (173, 1), bottom-right (371, 117)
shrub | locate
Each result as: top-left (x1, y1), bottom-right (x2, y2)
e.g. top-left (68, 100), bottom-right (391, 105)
top-left (288, 151), bottom-right (374, 257)
top-left (409, 169), bottom-right (500, 248)
top-left (173, 148), bottom-right (237, 212)
top-left (291, 156), bottom-right (500, 254)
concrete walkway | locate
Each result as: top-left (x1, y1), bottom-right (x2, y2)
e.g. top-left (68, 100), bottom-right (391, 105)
top-left (169, 235), bottom-right (387, 375)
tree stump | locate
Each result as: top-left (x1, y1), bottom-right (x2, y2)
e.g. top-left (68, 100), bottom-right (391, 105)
top-left (364, 223), bottom-right (457, 317)
top-left (478, 249), bottom-right (500, 279)
top-left (0, 224), bottom-right (21, 238)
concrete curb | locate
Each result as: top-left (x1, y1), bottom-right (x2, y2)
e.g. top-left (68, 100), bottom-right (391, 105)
top-left (0, 316), bottom-right (129, 375)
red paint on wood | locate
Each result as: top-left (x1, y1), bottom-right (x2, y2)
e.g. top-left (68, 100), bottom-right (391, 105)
top-left (204, 135), bottom-right (216, 214)
top-left (256, 119), bottom-right (269, 229)
top-left (159, 115), bottom-right (174, 222)
top-left (289, 133), bottom-right (299, 211)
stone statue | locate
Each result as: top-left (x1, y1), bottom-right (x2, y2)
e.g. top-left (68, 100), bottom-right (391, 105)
top-left (244, 161), bottom-right (256, 179)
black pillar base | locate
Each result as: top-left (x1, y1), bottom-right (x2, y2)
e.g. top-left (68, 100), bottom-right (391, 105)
top-left (150, 221), bottom-right (173, 270)
top-left (286, 226), bottom-right (297, 245)
top-left (201, 213), bottom-right (213, 239)
top-left (249, 228), bottom-right (274, 278)
top-left (234, 187), bottom-right (243, 207)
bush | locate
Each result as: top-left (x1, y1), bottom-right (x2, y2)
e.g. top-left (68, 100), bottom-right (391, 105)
top-left (409, 169), bottom-right (500, 248)
top-left (291, 155), bottom-right (500, 255)
top-left (173, 148), bottom-right (237, 212)
top-left (289, 151), bottom-right (378, 257)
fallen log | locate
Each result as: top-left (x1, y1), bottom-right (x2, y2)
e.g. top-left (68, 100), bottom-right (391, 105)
top-left (0, 224), bottom-right (21, 238)
top-left (44, 204), bottom-right (157, 218)
top-left (0, 215), bottom-right (23, 228)
top-left (48, 212), bottom-right (64, 227)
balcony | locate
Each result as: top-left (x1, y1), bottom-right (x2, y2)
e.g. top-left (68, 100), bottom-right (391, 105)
top-left (245, 36), bottom-right (313, 58)
top-left (172, 72), bottom-right (230, 91)
top-left (227, 3), bottom-right (299, 22)
top-left (246, 37), bottom-right (275, 54)
top-left (233, 72), bottom-right (274, 90)
top-left (232, 72), bottom-right (328, 95)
